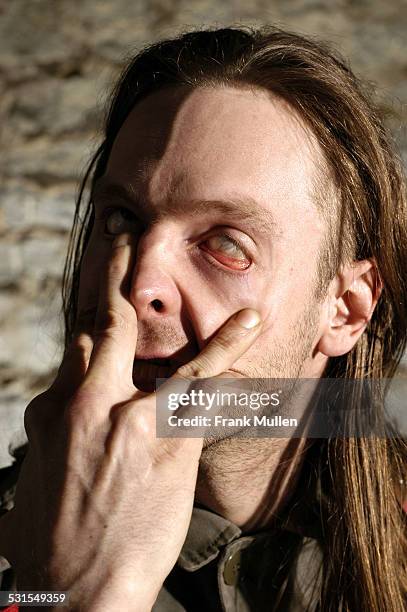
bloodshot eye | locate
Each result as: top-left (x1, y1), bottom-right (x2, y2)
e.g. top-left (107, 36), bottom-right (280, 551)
top-left (201, 234), bottom-right (251, 270)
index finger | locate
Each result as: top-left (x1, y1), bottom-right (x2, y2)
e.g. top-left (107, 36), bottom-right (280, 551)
top-left (85, 233), bottom-right (138, 387)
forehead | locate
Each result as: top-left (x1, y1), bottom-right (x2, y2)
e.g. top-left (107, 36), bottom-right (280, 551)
top-left (105, 85), bottom-right (324, 234)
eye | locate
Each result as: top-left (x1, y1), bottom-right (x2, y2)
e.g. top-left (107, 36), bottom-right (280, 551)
top-left (201, 234), bottom-right (251, 270)
top-left (102, 207), bottom-right (137, 236)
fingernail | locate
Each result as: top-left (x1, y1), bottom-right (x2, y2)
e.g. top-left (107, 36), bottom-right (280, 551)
top-left (235, 309), bottom-right (261, 329)
top-left (112, 233), bottom-right (132, 248)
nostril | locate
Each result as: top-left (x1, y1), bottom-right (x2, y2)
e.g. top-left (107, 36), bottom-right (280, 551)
top-left (151, 298), bottom-right (164, 312)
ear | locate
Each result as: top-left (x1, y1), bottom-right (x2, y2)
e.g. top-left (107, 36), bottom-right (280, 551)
top-left (317, 259), bottom-right (382, 357)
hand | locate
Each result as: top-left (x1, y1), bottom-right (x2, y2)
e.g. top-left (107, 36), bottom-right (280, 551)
top-left (0, 233), bottom-right (262, 611)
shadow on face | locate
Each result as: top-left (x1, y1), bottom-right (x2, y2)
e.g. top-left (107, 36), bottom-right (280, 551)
top-left (82, 85), bottom-right (328, 389)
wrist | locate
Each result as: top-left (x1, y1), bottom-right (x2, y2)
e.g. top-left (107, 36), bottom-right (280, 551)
top-left (65, 574), bottom-right (159, 612)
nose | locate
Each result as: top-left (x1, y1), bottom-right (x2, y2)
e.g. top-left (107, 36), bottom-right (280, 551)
top-left (129, 230), bottom-right (182, 320)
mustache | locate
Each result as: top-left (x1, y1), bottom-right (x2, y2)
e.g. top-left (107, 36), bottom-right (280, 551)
top-left (135, 321), bottom-right (194, 355)
top-left (75, 306), bottom-right (197, 358)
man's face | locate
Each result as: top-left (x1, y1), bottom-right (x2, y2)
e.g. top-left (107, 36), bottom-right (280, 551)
top-left (80, 85), bottom-right (328, 390)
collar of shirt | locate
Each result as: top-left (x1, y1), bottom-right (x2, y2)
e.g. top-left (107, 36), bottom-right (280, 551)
top-left (178, 452), bottom-right (325, 573)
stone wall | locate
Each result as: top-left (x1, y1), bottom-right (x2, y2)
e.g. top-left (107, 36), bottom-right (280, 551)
top-left (0, 0), bottom-right (406, 465)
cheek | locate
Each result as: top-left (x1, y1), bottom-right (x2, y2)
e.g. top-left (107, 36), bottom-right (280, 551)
top-left (184, 266), bottom-right (274, 350)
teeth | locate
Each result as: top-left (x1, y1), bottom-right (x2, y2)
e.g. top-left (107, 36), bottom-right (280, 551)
top-left (133, 361), bottom-right (177, 391)
top-left (149, 359), bottom-right (171, 366)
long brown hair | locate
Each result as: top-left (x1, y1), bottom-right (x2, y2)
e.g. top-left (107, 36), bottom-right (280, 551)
top-left (61, 27), bottom-right (407, 610)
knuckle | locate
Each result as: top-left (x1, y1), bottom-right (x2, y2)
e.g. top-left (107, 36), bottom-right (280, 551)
top-left (115, 405), bottom-right (154, 438)
top-left (132, 408), bottom-right (155, 436)
top-left (74, 334), bottom-right (93, 359)
top-left (74, 306), bottom-right (97, 333)
top-left (177, 359), bottom-right (209, 379)
top-left (63, 335), bottom-right (92, 366)
top-left (172, 367), bottom-right (191, 382)
top-left (212, 333), bottom-right (233, 352)
top-left (107, 257), bottom-right (124, 281)
top-left (94, 307), bottom-right (129, 335)
top-left (106, 404), bottom-right (155, 459)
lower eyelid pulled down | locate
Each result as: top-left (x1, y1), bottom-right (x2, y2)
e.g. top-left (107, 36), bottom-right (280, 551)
top-left (203, 233), bottom-right (252, 263)
top-left (97, 207), bottom-right (254, 271)
top-left (198, 244), bottom-right (252, 273)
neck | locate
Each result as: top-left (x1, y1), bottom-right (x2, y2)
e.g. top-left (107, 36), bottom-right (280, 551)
top-left (195, 436), bottom-right (310, 532)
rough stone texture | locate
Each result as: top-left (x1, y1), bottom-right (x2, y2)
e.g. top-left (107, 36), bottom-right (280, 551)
top-left (0, 1), bottom-right (406, 466)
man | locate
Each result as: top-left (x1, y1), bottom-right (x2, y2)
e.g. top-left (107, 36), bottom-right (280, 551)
top-left (0, 26), bottom-right (406, 611)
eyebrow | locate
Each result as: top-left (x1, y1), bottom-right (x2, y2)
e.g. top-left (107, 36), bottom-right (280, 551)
top-left (91, 178), bottom-right (277, 238)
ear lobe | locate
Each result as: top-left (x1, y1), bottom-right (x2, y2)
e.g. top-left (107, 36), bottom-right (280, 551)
top-left (317, 259), bottom-right (382, 358)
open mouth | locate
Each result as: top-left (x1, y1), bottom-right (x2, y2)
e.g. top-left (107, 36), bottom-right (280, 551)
top-left (132, 357), bottom-right (180, 392)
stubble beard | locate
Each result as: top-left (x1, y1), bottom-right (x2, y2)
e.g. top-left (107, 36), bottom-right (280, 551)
top-left (194, 300), bottom-right (322, 524)
top-left (199, 298), bottom-right (321, 458)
